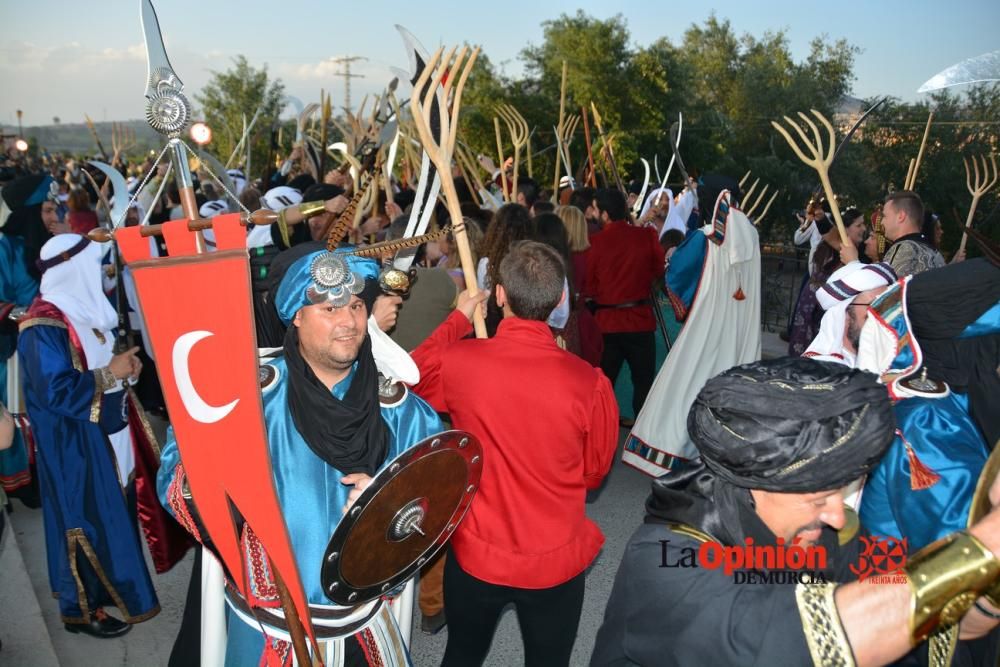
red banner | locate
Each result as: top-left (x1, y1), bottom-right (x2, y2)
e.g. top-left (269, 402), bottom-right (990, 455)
top-left (118, 215), bottom-right (315, 645)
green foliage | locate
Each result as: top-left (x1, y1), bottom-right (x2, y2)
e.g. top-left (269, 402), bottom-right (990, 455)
top-left (194, 56), bottom-right (286, 174)
top-left (853, 86), bottom-right (1000, 255)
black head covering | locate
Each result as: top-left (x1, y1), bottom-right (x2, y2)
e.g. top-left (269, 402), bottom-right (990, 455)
top-left (301, 183), bottom-right (344, 202)
top-left (287, 173), bottom-right (316, 193)
top-left (2, 172), bottom-right (55, 280)
top-left (646, 357), bottom-right (895, 544)
top-left (907, 258), bottom-right (1000, 446)
top-left (696, 173), bottom-right (741, 224)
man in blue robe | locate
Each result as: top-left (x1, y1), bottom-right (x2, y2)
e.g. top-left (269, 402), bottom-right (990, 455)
top-left (857, 257), bottom-right (1000, 552)
top-left (18, 233), bottom-right (168, 638)
top-left (158, 246), bottom-right (443, 666)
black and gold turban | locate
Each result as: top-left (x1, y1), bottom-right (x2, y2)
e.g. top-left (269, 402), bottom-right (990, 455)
top-left (688, 357), bottom-right (895, 493)
top-left (647, 358), bottom-right (896, 544)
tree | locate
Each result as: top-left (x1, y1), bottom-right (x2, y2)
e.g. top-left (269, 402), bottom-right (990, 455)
top-left (194, 56), bottom-right (285, 181)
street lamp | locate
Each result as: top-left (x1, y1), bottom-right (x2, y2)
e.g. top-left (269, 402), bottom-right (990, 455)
top-left (189, 121), bottom-right (212, 145)
top-left (14, 139), bottom-right (28, 152)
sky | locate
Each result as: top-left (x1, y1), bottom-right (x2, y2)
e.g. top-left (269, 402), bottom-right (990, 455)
top-left (2, 0), bottom-right (998, 129)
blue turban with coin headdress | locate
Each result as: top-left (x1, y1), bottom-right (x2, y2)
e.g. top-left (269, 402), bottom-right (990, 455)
top-left (273, 246), bottom-right (390, 475)
top-left (274, 247), bottom-right (381, 325)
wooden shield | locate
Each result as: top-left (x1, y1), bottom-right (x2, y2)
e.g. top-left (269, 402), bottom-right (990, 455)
top-left (321, 430), bottom-right (482, 605)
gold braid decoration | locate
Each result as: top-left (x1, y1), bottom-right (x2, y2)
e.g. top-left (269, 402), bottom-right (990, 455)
top-left (326, 177), bottom-right (373, 251)
top-left (928, 625), bottom-right (959, 667)
top-left (794, 583), bottom-right (855, 667)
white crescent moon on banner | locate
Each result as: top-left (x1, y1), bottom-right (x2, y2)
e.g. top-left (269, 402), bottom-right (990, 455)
top-left (172, 330), bottom-right (239, 424)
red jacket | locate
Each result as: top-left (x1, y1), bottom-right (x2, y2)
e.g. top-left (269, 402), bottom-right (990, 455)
top-left (411, 311), bottom-right (619, 588)
top-left (584, 220), bottom-right (666, 333)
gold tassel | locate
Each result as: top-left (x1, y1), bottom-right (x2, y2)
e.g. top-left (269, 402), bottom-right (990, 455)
top-left (897, 429), bottom-right (940, 490)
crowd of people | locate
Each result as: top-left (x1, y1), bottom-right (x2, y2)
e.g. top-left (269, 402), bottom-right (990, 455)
top-left (0, 136), bottom-right (998, 667)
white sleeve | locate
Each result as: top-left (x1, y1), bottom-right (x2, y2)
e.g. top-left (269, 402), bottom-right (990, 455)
top-left (793, 221), bottom-right (814, 246)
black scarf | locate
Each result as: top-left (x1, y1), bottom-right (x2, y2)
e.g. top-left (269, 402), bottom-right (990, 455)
top-left (283, 324), bottom-right (389, 475)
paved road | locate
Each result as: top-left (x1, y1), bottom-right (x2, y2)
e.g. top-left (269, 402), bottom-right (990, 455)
top-left (8, 332), bottom-right (785, 665)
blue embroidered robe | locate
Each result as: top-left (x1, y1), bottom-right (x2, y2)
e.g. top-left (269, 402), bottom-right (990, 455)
top-left (158, 354), bottom-right (442, 665)
top-left (18, 311), bottom-right (159, 623)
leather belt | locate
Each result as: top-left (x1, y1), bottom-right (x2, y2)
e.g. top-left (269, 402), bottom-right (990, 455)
top-left (593, 299), bottom-right (651, 310)
top-left (225, 587), bottom-right (383, 640)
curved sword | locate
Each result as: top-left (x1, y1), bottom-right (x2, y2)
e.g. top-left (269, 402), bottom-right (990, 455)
top-left (88, 160), bottom-right (130, 227)
top-left (392, 25), bottom-right (444, 272)
top-left (631, 158), bottom-right (650, 217)
top-left (918, 50), bottom-right (1000, 93)
top-left (655, 113), bottom-right (682, 206)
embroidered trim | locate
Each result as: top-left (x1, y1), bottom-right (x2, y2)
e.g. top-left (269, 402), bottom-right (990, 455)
top-left (779, 404), bottom-right (869, 477)
top-left (65, 527), bottom-right (160, 624)
top-left (89, 371), bottom-right (103, 423)
top-left (795, 583), bottom-right (855, 667)
top-left (242, 523), bottom-right (280, 607)
top-left (167, 466), bottom-right (203, 543)
top-left (128, 388), bottom-right (161, 458)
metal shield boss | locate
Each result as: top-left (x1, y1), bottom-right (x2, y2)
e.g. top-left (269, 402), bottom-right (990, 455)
top-left (321, 430), bottom-right (483, 605)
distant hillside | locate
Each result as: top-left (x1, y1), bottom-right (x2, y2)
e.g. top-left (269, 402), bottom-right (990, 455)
top-left (1, 119), bottom-right (163, 156)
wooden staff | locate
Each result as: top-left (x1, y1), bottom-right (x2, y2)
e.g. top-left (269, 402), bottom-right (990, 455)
top-left (551, 61), bottom-right (568, 201)
top-left (84, 114), bottom-right (110, 161)
top-left (904, 112), bottom-right (934, 190)
top-left (493, 117), bottom-right (510, 203)
top-left (497, 103), bottom-right (528, 201)
top-left (410, 44), bottom-right (486, 338)
top-left (958, 153), bottom-right (999, 255)
top-left (526, 128), bottom-right (534, 178)
top-left (319, 90), bottom-right (332, 176)
top-left (590, 103), bottom-right (625, 193)
top-left (753, 190), bottom-right (780, 226)
top-left (581, 106), bottom-right (597, 188)
top-left (772, 110), bottom-right (850, 246)
top-left (454, 141), bottom-right (493, 208)
top-left (745, 184), bottom-right (770, 217)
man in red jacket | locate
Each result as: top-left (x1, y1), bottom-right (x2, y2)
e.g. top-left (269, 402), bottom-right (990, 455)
top-left (411, 240), bottom-right (619, 666)
top-left (584, 188), bottom-right (666, 425)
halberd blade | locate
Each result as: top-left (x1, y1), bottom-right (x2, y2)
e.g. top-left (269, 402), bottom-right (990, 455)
top-left (140, 0), bottom-right (182, 99)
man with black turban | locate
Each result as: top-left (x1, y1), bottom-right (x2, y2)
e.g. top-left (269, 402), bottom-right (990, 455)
top-left (592, 357), bottom-right (1000, 666)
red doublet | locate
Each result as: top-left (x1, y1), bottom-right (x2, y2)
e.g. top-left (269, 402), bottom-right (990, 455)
top-left (411, 312), bottom-right (619, 589)
top-left (584, 220), bottom-right (666, 333)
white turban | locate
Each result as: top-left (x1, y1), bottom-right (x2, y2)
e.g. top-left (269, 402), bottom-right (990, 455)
top-left (803, 261), bottom-right (897, 366)
top-left (262, 186), bottom-right (302, 212)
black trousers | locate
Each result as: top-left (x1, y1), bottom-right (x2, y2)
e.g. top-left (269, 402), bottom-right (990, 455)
top-left (441, 552), bottom-right (585, 667)
top-left (600, 331), bottom-right (656, 418)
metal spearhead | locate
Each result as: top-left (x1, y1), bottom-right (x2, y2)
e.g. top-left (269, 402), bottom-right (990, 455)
top-left (140, 0), bottom-right (190, 137)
